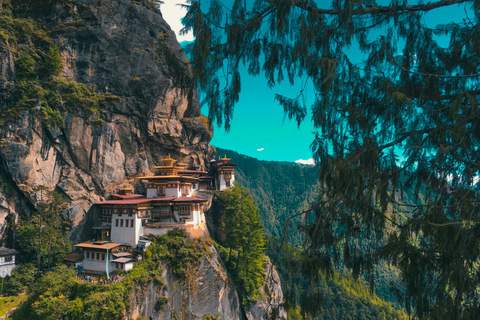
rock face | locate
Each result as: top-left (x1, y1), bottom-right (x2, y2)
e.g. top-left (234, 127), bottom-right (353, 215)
top-left (130, 249), bottom-right (245, 320)
top-left (0, 0), bottom-right (214, 241)
top-left (204, 193), bottom-right (287, 319)
top-left (245, 265), bottom-right (288, 320)
top-left (130, 248), bottom-right (286, 320)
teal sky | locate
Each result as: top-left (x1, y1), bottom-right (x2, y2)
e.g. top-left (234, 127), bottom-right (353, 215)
top-left (165, 1), bottom-right (471, 163)
top-left (203, 73), bottom-right (316, 163)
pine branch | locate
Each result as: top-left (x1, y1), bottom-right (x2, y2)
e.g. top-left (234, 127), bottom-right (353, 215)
top-left (294, 0), bottom-right (470, 16)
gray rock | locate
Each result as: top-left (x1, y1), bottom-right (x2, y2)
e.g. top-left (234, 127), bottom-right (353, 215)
top-left (130, 249), bottom-right (245, 320)
top-left (0, 0), bottom-right (214, 237)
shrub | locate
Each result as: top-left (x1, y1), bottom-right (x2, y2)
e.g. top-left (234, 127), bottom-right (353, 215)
top-left (39, 46), bottom-right (63, 78)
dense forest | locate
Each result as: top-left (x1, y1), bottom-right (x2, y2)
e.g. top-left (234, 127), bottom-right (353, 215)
top-left (216, 148), bottom-right (406, 318)
top-left (216, 147), bottom-right (318, 247)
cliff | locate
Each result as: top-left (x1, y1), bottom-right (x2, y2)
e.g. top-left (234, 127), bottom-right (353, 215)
top-left (0, 0), bottom-right (214, 242)
top-left (130, 249), bottom-right (245, 320)
top-left (130, 247), bottom-right (286, 320)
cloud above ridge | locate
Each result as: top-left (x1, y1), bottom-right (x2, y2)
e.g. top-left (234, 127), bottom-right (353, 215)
top-left (295, 158), bottom-right (315, 165)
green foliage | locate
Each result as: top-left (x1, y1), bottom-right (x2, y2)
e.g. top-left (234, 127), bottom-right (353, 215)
top-left (0, 294), bottom-right (27, 317)
top-left (3, 263), bottom-right (36, 295)
top-left (216, 184), bottom-right (267, 305)
top-left (39, 46), bottom-right (63, 78)
top-left (188, 0), bottom-right (480, 318)
top-left (41, 105), bottom-right (65, 128)
top-left (0, 14), bottom-right (41, 45)
top-left (15, 54), bottom-right (36, 80)
top-left (266, 237), bottom-right (407, 320)
top-left (0, 6), bottom-right (116, 128)
top-left (216, 148), bottom-right (317, 248)
top-left (14, 186), bottom-right (72, 270)
top-left (148, 228), bottom-right (208, 278)
top-left (155, 296), bottom-right (169, 311)
top-left (10, 247), bottom-right (167, 320)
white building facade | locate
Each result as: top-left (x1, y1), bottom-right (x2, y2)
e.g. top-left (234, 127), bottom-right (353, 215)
top-left (0, 247), bottom-right (18, 278)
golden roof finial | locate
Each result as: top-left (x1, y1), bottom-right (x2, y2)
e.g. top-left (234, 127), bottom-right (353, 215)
top-left (161, 153), bottom-right (177, 166)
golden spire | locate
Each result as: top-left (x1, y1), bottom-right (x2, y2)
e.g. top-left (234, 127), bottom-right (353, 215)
top-left (161, 153), bottom-right (177, 166)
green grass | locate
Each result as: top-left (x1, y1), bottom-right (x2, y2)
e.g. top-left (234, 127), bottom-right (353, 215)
top-left (0, 294), bottom-right (28, 317)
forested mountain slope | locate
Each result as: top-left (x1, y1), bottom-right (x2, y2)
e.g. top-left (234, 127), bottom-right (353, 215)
top-left (216, 148), bottom-right (406, 318)
top-left (216, 148), bottom-right (318, 246)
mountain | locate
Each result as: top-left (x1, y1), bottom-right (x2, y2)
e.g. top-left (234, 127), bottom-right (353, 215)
top-left (0, 1), bottom-right (285, 319)
top-left (0, 0), bottom-right (214, 243)
top-left (216, 147), bottom-right (319, 247)
top-left (216, 148), bottom-right (407, 318)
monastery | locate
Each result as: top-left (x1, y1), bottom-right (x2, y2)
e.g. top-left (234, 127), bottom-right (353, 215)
top-left (73, 154), bottom-right (237, 274)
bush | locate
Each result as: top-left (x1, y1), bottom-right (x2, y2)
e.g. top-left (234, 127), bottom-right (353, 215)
top-left (148, 228), bottom-right (208, 278)
top-left (39, 46), bottom-right (63, 78)
top-left (155, 296), bottom-right (169, 311)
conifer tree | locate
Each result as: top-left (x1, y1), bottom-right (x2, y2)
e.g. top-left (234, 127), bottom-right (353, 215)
top-left (183, 0), bottom-right (480, 317)
top-left (220, 183), bottom-right (266, 304)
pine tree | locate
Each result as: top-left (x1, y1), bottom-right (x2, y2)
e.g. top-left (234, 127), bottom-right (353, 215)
top-left (183, 0), bottom-right (480, 318)
top-left (220, 183), bottom-right (266, 304)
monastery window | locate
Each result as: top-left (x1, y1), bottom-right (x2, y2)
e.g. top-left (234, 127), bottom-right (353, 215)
top-left (179, 206), bottom-right (190, 215)
top-left (114, 209), bottom-right (118, 214)
top-left (130, 219), bottom-right (134, 228)
top-left (5, 256), bottom-right (12, 263)
top-left (115, 219), bottom-right (119, 227)
top-left (158, 185), bottom-right (166, 196)
top-left (96, 253), bottom-right (100, 260)
top-left (86, 251), bottom-right (90, 259)
top-left (102, 253), bottom-right (105, 261)
top-left (120, 219), bottom-right (123, 227)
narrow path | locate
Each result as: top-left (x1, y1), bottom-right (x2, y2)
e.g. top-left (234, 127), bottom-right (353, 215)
top-left (0, 307), bottom-right (17, 319)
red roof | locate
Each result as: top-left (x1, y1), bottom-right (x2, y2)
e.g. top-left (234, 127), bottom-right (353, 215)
top-left (96, 196), bottom-right (201, 205)
top-left (96, 198), bottom-right (149, 205)
top-left (111, 257), bottom-right (134, 263)
top-left (150, 197), bottom-right (177, 202)
top-left (173, 197), bottom-right (208, 202)
top-left (178, 170), bottom-right (207, 174)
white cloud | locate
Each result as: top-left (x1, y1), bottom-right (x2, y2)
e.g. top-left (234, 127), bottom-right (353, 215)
top-left (160, 1), bottom-right (194, 42)
top-left (257, 148), bottom-right (264, 152)
top-left (295, 158), bottom-right (315, 165)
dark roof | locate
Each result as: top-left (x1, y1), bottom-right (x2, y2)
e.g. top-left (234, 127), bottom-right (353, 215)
top-left (0, 247), bottom-right (19, 257)
top-left (65, 253), bottom-right (84, 262)
top-left (112, 252), bottom-right (132, 258)
top-left (92, 225), bottom-right (111, 230)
